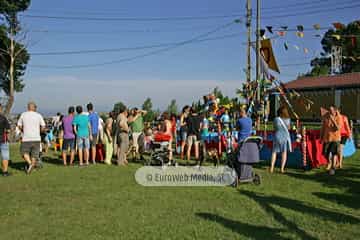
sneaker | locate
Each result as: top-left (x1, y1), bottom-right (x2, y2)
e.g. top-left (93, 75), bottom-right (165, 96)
top-left (2, 172), bottom-right (11, 177)
top-left (26, 164), bottom-right (34, 175)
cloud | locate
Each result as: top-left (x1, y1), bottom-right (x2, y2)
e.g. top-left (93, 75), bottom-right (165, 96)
top-left (14, 75), bottom-right (244, 114)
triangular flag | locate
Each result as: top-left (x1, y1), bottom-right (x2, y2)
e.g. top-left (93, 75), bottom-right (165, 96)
top-left (332, 34), bottom-right (341, 40)
top-left (333, 22), bottom-right (344, 30)
top-left (315, 34), bottom-right (322, 38)
top-left (293, 45), bottom-right (300, 50)
top-left (297, 25), bottom-right (304, 32)
top-left (304, 48), bottom-right (309, 54)
top-left (284, 42), bottom-right (288, 50)
top-left (313, 24), bottom-right (321, 30)
top-left (260, 38), bottom-right (280, 73)
top-left (296, 32), bottom-right (304, 38)
top-left (260, 29), bottom-right (266, 37)
top-left (281, 26), bottom-right (288, 31)
top-left (266, 26), bottom-right (273, 34)
top-left (277, 31), bottom-right (286, 37)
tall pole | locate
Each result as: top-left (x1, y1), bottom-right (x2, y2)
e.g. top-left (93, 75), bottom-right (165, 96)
top-left (246, 0), bottom-right (252, 85)
top-left (256, 0), bottom-right (261, 102)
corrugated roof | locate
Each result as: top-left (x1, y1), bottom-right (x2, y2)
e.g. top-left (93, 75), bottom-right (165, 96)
top-left (284, 72), bottom-right (360, 90)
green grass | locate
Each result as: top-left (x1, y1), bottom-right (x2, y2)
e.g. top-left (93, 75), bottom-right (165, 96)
top-left (1, 144), bottom-right (359, 240)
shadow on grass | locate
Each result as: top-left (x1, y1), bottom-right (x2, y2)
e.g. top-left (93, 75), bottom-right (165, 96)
top-left (313, 192), bottom-right (359, 210)
top-left (9, 161), bottom-right (27, 171)
top-left (41, 156), bottom-right (63, 165)
top-left (286, 169), bottom-right (360, 210)
top-left (241, 190), bottom-right (360, 224)
top-left (196, 213), bottom-right (290, 240)
top-left (239, 190), bottom-right (360, 240)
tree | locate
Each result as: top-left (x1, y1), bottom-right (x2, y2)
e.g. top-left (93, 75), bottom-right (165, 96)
top-left (142, 98), bottom-right (155, 122)
top-left (0, 26), bottom-right (29, 95)
top-left (113, 101), bottom-right (126, 115)
top-left (0, 0), bottom-right (31, 115)
top-left (306, 20), bottom-right (360, 76)
top-left (142, 97), bottom-right (152, 111)
top-left (167, 99), bottom-right (178, 116)
top-left (213, 86), bottom-right (224, 100)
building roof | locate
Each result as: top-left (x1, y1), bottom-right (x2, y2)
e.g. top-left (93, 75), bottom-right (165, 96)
top-left (284, 72), bottom-right (360, 90)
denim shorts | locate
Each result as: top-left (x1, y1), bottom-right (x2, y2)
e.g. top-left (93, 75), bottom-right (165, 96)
top-left (181, 131), bottom-right (188, 141)
top-left (77, 137), bottom-right (90, 150)
top-left (63, 138), bottom-right (75, 151)
top-left (90, 134), bottom-right (98, 147)
top-left (0, 142), bottom-right (10, 161)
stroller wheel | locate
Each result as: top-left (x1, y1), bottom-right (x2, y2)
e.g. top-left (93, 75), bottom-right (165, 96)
top-left (231, 178), bottom-right (239, 188)
top-left (253, 174), bottom-right (261, 185)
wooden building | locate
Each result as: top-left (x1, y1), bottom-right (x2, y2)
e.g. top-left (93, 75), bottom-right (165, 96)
top-left (271, 72), bottom-right (360, 121)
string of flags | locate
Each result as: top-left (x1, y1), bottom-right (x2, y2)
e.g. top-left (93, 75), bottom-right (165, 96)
top-left (261, 22), bottom-right (359, 43)
top-left (261, 21), bottom-right (359, 56)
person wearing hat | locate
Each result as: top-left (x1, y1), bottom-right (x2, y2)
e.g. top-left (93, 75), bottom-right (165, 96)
top-left (17, 101), bottom-right (46, 174)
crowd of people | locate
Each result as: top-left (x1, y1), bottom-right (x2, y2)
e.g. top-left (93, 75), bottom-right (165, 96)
top-left (0, 98), bottom-right (354, 177)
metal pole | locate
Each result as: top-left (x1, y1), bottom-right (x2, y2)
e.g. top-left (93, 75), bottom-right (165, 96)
top-left (256, 0), bottom-right (261, 102)
top-left (246, 0), bottom-right (252, 85)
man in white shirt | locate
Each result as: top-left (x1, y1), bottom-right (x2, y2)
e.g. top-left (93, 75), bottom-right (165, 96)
top-left (17, 102), bottom-right (46, 174)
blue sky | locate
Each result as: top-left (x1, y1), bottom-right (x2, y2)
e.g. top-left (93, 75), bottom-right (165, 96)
top-left (9, 0), bottom-right (359, 114)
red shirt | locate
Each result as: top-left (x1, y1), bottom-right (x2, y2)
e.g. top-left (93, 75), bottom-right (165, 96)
top-left (340, 115), bottom-right (351, 137)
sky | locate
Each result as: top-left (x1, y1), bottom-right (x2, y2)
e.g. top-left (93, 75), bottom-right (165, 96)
top-left (5, 0), bottom-right (359, 115)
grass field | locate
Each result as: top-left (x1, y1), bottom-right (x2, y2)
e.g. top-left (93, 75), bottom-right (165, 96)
top-left (1, 144), bottom-right (359, 240)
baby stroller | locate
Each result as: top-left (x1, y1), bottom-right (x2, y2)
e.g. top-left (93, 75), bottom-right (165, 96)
top-left (227, 136), bottom-right (262, 186)
top-left (146, 133), bottom-right (171, 166)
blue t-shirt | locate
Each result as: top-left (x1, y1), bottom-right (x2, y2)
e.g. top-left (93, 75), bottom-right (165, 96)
top-left (88, 112), bottom-right (99, 135)
top-left (73, 114), bottom-right (90, 138)
top-left (236, 117), bottom-right (252, 141)
top-left (220, 114), bottom-right (230, 123)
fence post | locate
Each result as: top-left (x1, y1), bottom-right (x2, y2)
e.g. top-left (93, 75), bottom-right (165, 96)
top-left (302, 126), bottom-right (307, 169)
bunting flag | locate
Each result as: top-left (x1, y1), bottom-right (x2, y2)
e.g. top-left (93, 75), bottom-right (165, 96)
top-left (293, 45), bottom-right (300, 50)
top-left (313, 24), bottom-right (321, 30)
top-left (277, 31), bottom-right (286, 37)
top-left (304, 48), bottom-right (309, 54)
top-left (315, 34), bottom-right (322, 38)
top-left (297, 25), bottom-right (304, 32)
top-left (296, 31), bottom-right (304, 38)
top-left (266, 26), bottom-right (273, 34)
top-left (260, 38), bottom-right (280, 73)
top-left (281, 26), bottom-right (288, 31)
top-left (332, 34), bottom-right (341, 40)
top-left (260, 29), bottom-right (266, 37)
top-left (333, 22), bottom-right (345, 30)
top-left (284, 42), bottom-right (289, 50)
